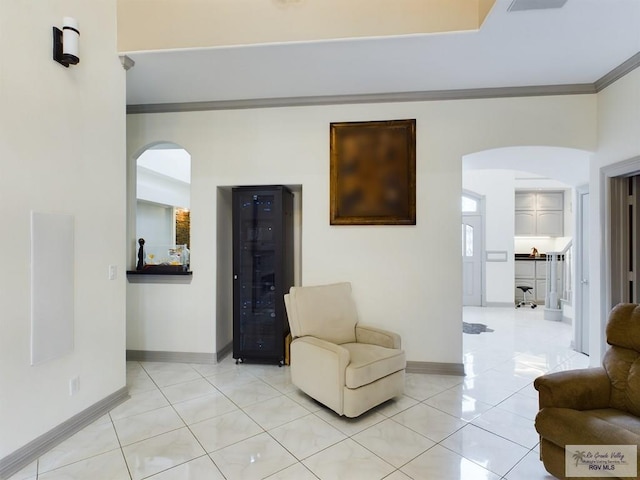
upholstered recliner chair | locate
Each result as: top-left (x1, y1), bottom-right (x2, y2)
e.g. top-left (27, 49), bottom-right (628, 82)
top-left (284, 282), bottom-right (406, 417)
top-left (534, 303), bottom-right (640, 479)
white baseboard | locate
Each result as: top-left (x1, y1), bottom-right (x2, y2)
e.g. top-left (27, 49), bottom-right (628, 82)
top-left (126, 350), bottom-right (216, 364)
top-left (216, 342), bottom-right (233, 362)
top-left (0, 387), bottom-right (128, 480)
top-left (406, 361), bottom-right (465, 376)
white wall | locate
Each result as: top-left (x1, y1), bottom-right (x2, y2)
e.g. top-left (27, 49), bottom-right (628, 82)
top-left (0, 0), bottom-right (125, 459)
top-left (136, 201), bottom-right (174, 246)
top-left (127, 95), bottom-right (595, 364)
top-left (591, 68), bottom-right (640, 363)
top-left (137, 166), bottom-right (190, 208)
top-left (463, 169), bottom-right (515, 304)
top-left (215, 188), bottom-right (234, 352)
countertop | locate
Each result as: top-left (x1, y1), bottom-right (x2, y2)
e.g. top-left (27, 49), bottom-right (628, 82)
top-left (515, 253), bottom-right (564, 261)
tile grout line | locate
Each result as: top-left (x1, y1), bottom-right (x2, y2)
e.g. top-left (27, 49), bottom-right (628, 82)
top-left (436, 441), bottom-right (506, 478)
top-left (501, 444), bottom-right (541, 480)
top-left (140, 361), bottom-right (231, 479)
top-left (30, 412), bottom-right (127, 478)
top-left (107, 405), bottom-right (134, 480)
top-left (348, 428), bottom-right (427, 475)
top-left (386, 396), bottom-right (526, 477)
top-left (469, 417), bottom-right (539, 451)
top-left (126, 362), bottom-right (196, 478)
top-left (178, 360), bottom-right (317, 478)
top-left (33, 446), bottom-right (125, 478)
top-left (35, 312), bottom-right (572, 480)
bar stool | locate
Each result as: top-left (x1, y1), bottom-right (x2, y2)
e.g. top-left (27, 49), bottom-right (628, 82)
top-left (516, 286), bottom-right (537, 309)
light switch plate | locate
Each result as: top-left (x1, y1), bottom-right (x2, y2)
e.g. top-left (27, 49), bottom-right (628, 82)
top-left (108, 265), bottom-right (117, 280)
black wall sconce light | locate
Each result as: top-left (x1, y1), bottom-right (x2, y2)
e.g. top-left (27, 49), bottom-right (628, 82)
top-left (53, 17), bottom-right (80, 68)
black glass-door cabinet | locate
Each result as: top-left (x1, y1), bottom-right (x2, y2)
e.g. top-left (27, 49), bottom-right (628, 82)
top-left (232, 186), bottom-right (294, 365)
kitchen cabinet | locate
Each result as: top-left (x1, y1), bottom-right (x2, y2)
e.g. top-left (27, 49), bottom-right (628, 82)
top-left (515, 256), bottom-right (563, 305)
top-left (537, 211), bottom-right (564, 236)
top-left (515, 191), bottom-right (564, 237)
top-left (515, 211), bottom-right (536, 236)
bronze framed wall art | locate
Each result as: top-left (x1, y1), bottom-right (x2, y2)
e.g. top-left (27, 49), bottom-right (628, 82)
top-left (330, 119), bottom-right (416, 225)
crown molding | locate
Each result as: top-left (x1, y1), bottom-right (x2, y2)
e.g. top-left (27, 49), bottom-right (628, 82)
top-left (594, 51), bottom-right (640, 92)
top-left (126, 51), bottom-right (640, 115)
top-left (119, 54), bottom-right (136, 71)
top-left (127, 83), bottom-right (595, 115)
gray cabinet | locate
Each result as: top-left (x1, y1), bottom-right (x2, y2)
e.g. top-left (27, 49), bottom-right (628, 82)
top-left (536, 192), bottom-right (563, 210)
top-left (515, 191), bottom-right (564, 237)
top-left (515, 193), bottom-right (536, 210)
top-left (515, 260), bottom-right (539, 304)
top-left (515, 261), bottom-right (535, 278)
top-left (515, 258), bottom-right (563, 305)
top-left (515, 211), bottom-right (536, 236)
top-left (535, 279), bottom-right (547, 303)
top-left (537, 211), bottom-right (564, 236)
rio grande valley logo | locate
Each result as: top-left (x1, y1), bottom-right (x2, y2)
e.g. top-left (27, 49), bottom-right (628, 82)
top-left (566, 445), bottom-right (637, 477)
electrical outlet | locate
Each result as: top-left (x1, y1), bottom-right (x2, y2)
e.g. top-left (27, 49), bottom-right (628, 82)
top-left (69, 376), bottom-right (79, 396)
top-left (108, 265), bottom-right (117, 280)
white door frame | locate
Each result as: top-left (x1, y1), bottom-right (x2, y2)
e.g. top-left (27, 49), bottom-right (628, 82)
top-left (462, 189), bottom-right (486, 307)
top-left (574, 184), bottom-right (589, 354)
top-left (600, 155), bottom-right (640, 358)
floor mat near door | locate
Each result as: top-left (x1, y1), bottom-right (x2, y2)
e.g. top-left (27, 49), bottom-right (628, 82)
top-left (463, 322), bottom-right (494, 334)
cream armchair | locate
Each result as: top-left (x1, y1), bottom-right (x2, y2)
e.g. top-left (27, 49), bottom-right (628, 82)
top-left (284, 282), bottom-right (406, 417)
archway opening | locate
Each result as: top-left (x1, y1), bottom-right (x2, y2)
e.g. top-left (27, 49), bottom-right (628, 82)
top-left (461, 146), bottom-right (592, 371)
top-left (135, 143), bottom-right (191, 266)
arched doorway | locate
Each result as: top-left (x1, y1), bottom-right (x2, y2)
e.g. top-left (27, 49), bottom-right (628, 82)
top-left (462, 146), bottom-right (592, 355)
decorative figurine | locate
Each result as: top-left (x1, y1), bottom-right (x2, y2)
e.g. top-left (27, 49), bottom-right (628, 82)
top-left (182, 244), bottom-right (190, 271)
top-left (136, 238), bottom-right (145, 270)
top-left (530, 247), bottom-right (539, 258)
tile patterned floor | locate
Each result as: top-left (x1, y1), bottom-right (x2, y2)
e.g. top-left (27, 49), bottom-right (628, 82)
top-left (9, 307), bottom-right (588, 480)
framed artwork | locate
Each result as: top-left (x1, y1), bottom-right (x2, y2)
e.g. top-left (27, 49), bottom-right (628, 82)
top-left (330, 119), bottom-right (416, 225)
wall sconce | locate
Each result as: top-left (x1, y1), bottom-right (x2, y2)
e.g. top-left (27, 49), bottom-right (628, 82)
top-left (52, 17), bottom-right (79, 68)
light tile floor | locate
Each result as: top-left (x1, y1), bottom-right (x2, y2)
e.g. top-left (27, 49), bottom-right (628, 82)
top-left (9, 307), bottom-right (590, 480)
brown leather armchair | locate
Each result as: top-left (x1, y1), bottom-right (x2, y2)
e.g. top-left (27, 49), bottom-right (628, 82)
top-left (534, 303), bottom-right (640, 479)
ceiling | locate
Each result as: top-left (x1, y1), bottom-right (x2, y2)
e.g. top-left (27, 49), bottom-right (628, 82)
top-left (118, 0), bottom-right (494, 51)
top-left (124, 0), bottom-right (640, 107)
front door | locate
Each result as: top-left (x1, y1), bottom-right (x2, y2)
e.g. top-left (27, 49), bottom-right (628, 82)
top-left (463, 215), bottom-right (482, 306)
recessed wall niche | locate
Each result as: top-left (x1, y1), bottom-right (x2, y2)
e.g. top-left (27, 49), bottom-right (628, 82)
top-left (136, 143), bottom-right (191, 253)
top-left (175, 208), bottom-right (190, 248)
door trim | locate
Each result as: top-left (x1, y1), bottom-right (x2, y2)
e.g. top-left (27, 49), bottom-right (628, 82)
top-left (600, 156), bottom-right (640, 358)
top-left (574, 184), bottom-right (589, 354)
